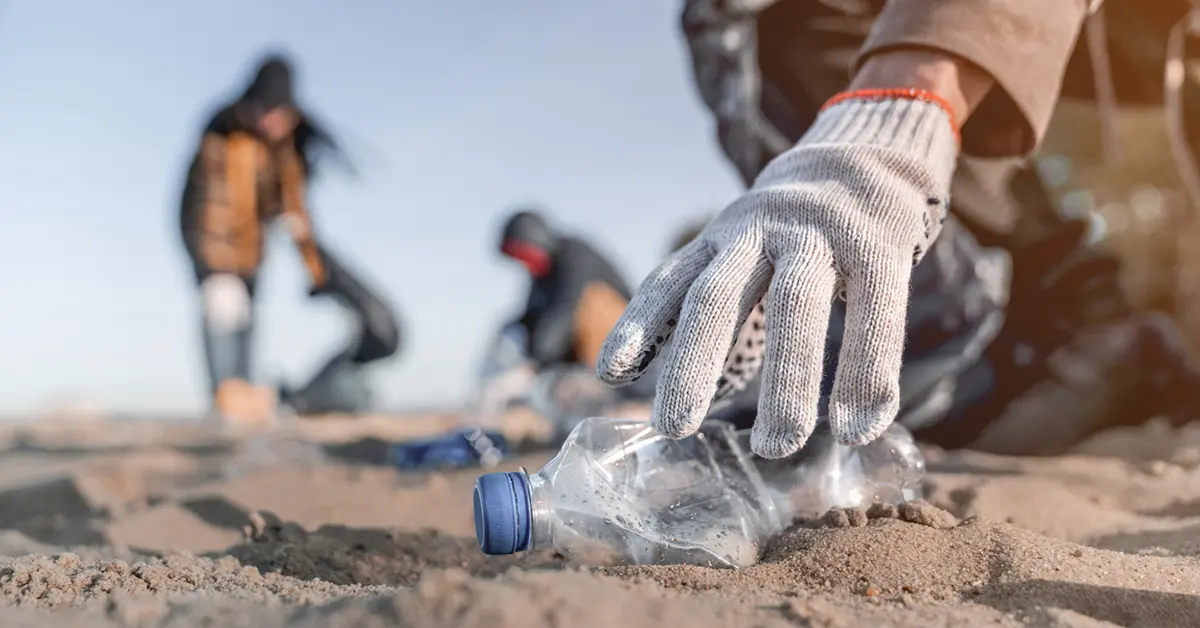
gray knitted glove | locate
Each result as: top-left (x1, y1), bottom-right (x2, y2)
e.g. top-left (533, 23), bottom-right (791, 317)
top-left (596, 94), bottom-right (959, 458)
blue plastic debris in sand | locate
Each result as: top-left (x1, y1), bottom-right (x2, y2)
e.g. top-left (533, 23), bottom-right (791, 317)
top-left (388, 428), bottom-right (510, 470)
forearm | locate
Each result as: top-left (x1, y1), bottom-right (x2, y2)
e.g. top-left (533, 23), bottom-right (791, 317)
top-left (849, 49), bottom-right (995, 131)
top-left (278, 146), bottom-right (328, 288)
top-left (278, 155), bottom-right (317, 245)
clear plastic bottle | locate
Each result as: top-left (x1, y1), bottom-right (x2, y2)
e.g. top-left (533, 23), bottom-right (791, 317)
top-left (472, 417), bottom-right (924, 568)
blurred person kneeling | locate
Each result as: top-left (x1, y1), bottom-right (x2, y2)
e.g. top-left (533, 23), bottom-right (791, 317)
top-left (178, 53), bottom-right (401, 426)
top-left (493, 209), bottom-right (654, 427)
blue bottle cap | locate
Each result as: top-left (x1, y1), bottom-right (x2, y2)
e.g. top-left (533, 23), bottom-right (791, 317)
top-left (473, 471), bottom-right (532, 555)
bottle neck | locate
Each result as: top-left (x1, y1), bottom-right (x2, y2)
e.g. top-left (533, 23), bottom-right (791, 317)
top-left (526, 472), bottom-right (555, 550)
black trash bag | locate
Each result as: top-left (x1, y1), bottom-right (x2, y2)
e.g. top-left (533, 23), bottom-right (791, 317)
top-left (280, 244), bottom-right (402, 415)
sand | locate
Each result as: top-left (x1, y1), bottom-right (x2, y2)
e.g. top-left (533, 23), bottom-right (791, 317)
top-left (1, 414), bottom-right (1199, 627)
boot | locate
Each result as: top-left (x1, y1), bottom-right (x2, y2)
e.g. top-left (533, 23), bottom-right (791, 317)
top-left (214, 378), bottom-right (279, 428)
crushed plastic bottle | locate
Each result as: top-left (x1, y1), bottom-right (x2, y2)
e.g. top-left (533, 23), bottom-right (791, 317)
top-left (472, 417), bottom-right (924, 568)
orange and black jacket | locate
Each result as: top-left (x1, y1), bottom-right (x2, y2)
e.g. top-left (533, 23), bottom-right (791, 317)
top-left (179, 107), bottom-right (328, 290)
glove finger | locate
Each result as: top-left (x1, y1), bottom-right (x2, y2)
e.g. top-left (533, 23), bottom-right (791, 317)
top-left (653, 234), bottom-right (772, 438)
top-left (596, 238), bottom-right (713, 385)
top-left (752, 236), bottom-right (837, 459)
top-left (829, 246), bottom-right (914, 446)
top-left (712, 297), bottom-right (768, 405)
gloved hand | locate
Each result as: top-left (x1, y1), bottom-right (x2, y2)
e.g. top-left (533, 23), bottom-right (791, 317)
top-left (596, 91), bottom-right (960, 458)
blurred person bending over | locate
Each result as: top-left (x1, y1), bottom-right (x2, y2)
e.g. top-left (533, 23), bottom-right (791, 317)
top-left (179, 53), bottom-right (400, 425)
top-left (499, 210), bottom-right (632, 373)
top-left (596, 0), bottom-right (1200, 457)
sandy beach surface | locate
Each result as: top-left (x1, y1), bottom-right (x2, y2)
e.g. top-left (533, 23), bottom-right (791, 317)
top-left (1, 410), bottom-right (1199, 627)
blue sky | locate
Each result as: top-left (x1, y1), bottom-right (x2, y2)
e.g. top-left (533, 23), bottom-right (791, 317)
top-left (0, 1), bottom-right (744, 416)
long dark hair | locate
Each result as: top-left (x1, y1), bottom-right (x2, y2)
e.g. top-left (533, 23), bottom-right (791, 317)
top-left (292, 113), bottom-right (355, 179)
top-left (228, 52), bottom-right (356, 180)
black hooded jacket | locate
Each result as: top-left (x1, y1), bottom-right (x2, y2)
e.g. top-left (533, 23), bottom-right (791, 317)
top-left (502, 211), bottom-right (632, 367)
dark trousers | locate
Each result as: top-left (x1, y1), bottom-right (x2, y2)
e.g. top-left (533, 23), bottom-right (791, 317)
top-left (196, 275), bottom-right (258, 398)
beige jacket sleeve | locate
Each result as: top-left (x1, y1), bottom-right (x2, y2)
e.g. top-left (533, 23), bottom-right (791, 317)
top-left (857, 0), bottom-right (1096, 157)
